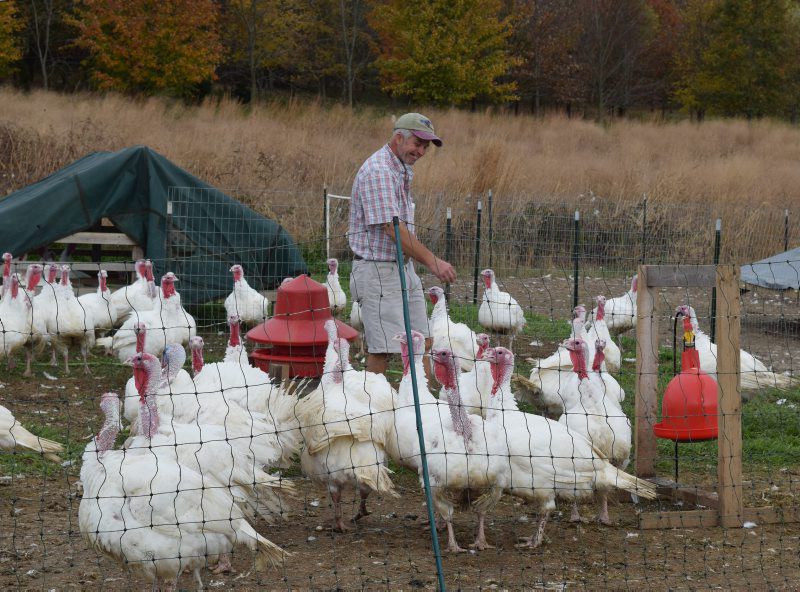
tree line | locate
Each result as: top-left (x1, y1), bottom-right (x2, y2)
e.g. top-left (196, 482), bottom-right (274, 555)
top-left (1, 0), bottom-right (799, 120)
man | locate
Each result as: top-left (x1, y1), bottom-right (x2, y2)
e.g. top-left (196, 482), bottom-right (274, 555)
top-left (348, 112), bottom-right (456, 377)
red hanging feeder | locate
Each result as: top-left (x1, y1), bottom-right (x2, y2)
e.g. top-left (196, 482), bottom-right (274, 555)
top-left (653, 316), bottom-right (719, 442)
top-left (246, 274), bottom-right (358, 378)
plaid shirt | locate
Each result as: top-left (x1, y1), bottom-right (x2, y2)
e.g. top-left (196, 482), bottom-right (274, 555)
top-left (348, 144), bottom-right (415, 261)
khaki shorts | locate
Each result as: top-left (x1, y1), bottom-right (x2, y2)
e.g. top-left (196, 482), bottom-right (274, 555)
top-left (350, 259), bottom-right (429, 354)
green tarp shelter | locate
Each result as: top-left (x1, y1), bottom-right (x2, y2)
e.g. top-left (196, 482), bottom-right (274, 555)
top-left (0, 145), bottom-right (308, 304)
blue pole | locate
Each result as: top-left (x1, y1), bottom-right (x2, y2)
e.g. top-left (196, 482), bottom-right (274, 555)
top-left (392, 216), bottom-right (447, 592)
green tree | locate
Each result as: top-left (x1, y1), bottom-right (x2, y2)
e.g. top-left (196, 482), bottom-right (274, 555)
top-left (675, 0), bottom-right (795, 118)
top-left (369, 0), bottom-right (518, 106)
top-left (0, 0), bottom-right (24, 78)
top-left (68, 0), bottom-right (222, 97)
top-left (222, 0), bottom-right (312, 102)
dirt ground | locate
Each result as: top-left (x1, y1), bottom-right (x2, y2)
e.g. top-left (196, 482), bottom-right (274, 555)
top-left (2, 276), bottom-right (800, 591)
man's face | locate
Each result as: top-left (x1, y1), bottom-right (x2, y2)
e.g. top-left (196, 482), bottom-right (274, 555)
top-left (393, 132), bottom-right (430, 165)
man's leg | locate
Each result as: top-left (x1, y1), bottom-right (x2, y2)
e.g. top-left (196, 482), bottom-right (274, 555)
top-left (366, 352), bottom-right (389, 376)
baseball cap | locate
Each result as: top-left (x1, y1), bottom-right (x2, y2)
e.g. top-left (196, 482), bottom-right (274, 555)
top-left (393, 113), bottom-right (443, 147)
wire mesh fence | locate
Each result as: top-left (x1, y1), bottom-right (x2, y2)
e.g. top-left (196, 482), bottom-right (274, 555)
top-left (0, 188), bottom-right (799, 590)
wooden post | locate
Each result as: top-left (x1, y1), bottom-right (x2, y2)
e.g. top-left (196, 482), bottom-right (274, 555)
top-left (635, 265), bottom-right (658, 477)
top-left (716, 265), bottom-right (743, 527)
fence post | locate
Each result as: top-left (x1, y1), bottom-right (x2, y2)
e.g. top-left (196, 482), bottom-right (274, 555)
top-left (445, 207), bottom-right (453, 302)
top-left (472, 200), bottom-right (483, 305)
top-left (710, 218), bottom-right (722, 343)
top-left (487, 189), bottom-right (494, 268)
top-left (323, 185), bottom-right (330, 261)
top-left (785, 209), bottom-right (790, 252)
top-left (573, 210), bottom-right (580, 310)
top-left (640, 194), bottom-right (648, 264)
top-left (392, 216), bottom-right (447, 592)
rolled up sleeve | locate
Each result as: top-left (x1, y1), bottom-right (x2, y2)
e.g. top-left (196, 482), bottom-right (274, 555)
top-left (358, 166), bottom-right (399, 227)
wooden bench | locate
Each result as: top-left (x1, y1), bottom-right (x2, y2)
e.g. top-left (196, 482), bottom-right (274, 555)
top-left (13, 218), bottom-right (144, 295)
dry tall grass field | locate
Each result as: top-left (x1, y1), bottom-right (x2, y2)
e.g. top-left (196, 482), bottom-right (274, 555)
top-left (0, 87), bottom-right (797, 261)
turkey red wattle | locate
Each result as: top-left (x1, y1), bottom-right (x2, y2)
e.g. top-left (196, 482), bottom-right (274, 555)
top-left (592, 339), bottom-right (606, 372)
top-left (25, 265), bottom-right (42, 291)
top-left (476, 334), bottom-right (490, 360)
top-left (567, 340), bottom-right (589, 380)
top-left (160, 275), bottom-right (177, 299)
top-left (60, 266), bottom-right (70, 286)
top-left (9, 275), bottom-right (18, 300)
top-left (189, 337), bottom-right (205, 374)
top-left (46, 264), bottom-right (58, 284)
top-left (595, 297), bottom-right (606, 321)
top-left (99, 271), bottom-right (108, 293)
top-left (2, 252), bottom-right (10, 279)
top-left (487, 347), bottom-right (513, 396)
top-left (432, 350), bottom-right (457, 389)
top-left (231, 264), bottom-right (244, 283)
top-left (228, 317), bottom-right (241, 348)
top-left (399, 336), bottom-right (411, 376)
top-left (134, 323), bottom-right (146, 354)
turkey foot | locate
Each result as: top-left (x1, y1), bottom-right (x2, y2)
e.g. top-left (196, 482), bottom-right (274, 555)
top-left (445, 520), bottom-right (466, 553)
top-left (352, 485), bottom-right (371, 522)
top-left (595, 493), bottom-right (612, 526)
top-left (569, 502), bottom-right (588, 523)
top-left (516, 511), bottom-right (549, 549)
top-left (469, 513), bottom-right (495, 550)
top-left (210, 553), bottom-right (232, 574)
top-left (331, 489), bottom-right (349, 532)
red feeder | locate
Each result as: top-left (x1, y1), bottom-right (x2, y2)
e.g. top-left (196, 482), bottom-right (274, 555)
top-left (246, 274), bottom-right (358, 378)
top-left (653, 321), bottom-right (719, 442)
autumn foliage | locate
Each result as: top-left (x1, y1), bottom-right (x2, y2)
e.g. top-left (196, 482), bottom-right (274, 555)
top-left (0, 0), bottom-right (23, 78)
top-left (68, 0), bottom-right (222, 97)
top-left (0, 0), bottom-right (799, 119)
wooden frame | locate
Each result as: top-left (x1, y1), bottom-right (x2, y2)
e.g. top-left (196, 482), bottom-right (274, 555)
top-left (635, 264), bottom-right (792, 529)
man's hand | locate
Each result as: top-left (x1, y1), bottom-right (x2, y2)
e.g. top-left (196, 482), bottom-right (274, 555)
top-left (429, 257), bottom-right (456, 284)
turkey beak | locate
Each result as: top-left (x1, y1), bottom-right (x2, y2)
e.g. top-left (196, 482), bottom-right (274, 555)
top-left (122, 356), bottom-right (134, 366)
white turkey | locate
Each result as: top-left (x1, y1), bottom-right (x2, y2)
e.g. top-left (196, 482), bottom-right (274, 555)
top-left (1, 252), bottom-right (12, 300)
top-left (108, 259), bottom-right (157, 323)
top-left (676, 304), bottom-right (796, 395)
top-left (483, 347), bottom-right (655, 547)
top-left (455, 333), bottom-right (494, 417)
top-left (360, 331), bottom-right (510, 551)
top-left (523, 306), bottom-right (598, 415)
top-left (109, 272), bottom-right (196, 363)
top-left (586, 295), bottom-right (621, 372)
top-left (0, 402), bottom-right (63, 462)
top-left (189, 315), bottom-right (277, 416)
top-left (77, 269), bottom-right (118, 334)
top-left (79, 392), bottom-right (288, 590)
top-left (325, 258), bottom-right (347, 314)
top-left (47, 265), bottom-right (96, 374)
top-left (127, 355), bottom-right (294, 529)
top-left (137, 346), bottom-right (301, 470)
top-left (20, 264), bottom-right (49, 376)
top-left (478, 269), bottom-right (526, 347)
top-left (224, 264), bottom-right (269, 326)
top-left (295, 334), bottom-right (397, 531)
top-left (0, 275), bottom-right (30, 367)
top-left (428, 285), bottom-right (479, 371)
top-left (598, 275), bottom-right (638, 336)
top-left (557, 338), bottom-right (631, 524)
top-left (421, 347), bottom-right (510, 551)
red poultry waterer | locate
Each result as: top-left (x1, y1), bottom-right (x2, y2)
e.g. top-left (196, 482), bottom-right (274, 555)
top-left (653, 333), bottom-right (719, 443)
top-left (246, 274), bottom-right (358, 378)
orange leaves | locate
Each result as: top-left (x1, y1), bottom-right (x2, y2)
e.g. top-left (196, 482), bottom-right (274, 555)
top-left (0, 0), bottom-right (23, 77)
top-left (68, 0), bottom-right (223, 97)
